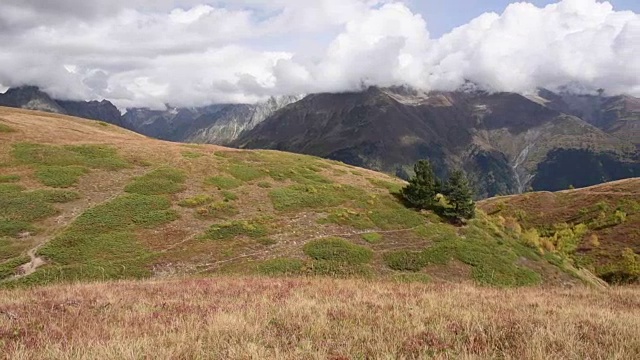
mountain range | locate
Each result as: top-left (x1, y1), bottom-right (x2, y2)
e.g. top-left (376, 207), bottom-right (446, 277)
top-left (1, 85), bottom-right (638, 198)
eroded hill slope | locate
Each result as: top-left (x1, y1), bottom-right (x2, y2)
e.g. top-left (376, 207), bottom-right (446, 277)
top-left (0, 107), bottom-right (598, 287)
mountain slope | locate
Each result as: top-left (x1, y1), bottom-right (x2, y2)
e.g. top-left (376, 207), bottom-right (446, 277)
top-left (0, 86), bottom-right (125, 126)
top-left (534, 89), bottom-right (640, 146)
top-left (0, 86), bottom-right (301, 145)
top-left (0, 107), bottom-right (590, 288)
top-left (480, 179), bottom-right (640, 283)
top-left (121, 95), bottom-right (301, 145)
top-left (236, 87), bottom-right (637, 198)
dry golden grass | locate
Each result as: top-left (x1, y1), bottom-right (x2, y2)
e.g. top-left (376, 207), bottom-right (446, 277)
top-left (1, 276), bottom-right (639, 359)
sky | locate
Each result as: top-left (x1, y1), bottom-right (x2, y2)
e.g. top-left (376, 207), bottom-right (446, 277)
top-left (413, 0), bottom-right (640, 37)
top-left (0, 0), bottom-right (638, 109)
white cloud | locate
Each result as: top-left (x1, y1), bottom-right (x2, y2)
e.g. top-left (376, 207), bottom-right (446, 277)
top-left (0, 0), bottom-right (637, 109)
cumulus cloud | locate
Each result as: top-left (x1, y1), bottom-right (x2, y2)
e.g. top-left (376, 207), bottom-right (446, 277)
top-left (0, 0), bottom-right (637, 108)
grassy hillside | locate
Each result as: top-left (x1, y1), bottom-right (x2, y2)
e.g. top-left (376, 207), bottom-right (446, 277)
top-left (0, 107), bottom-right (607, 287)
top-left (1, 277), bottom-right (639, 359)
top-left (480, 179), bottom-right (640, 284)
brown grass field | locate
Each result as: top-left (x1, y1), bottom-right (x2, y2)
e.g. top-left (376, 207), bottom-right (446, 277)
top-left (1, 276), bottom-right (639, 359)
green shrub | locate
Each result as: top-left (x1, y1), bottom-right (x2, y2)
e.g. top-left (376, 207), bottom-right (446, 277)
top-left (61, 194), bottom-right (177, 236)
top-left (125, 168), bottom-right (186, 195)
top-left (420, 243), bottom-right (456, 265)
top-left (179, 194), bottom-right (215, 208)
top-left (31, 193), bottom-right (178, 284)
top-left (0, 255), bottom-right (29, 280)
top-left (13, 143), bottom-right (129, 170)
top-left (205, 176), bottom-right (243, 190)
top-left (367, 178), bottom-right (403, 193)
top-left (227, 164), bottom-right (265, 182)
top-left (31, 189), bottom-right (80, 203)
top-left (0, 237), bottom-right (29, 262)
top-left (257, 258), bottom-right (304, 276)
top-left (0, 220), bottom-right (36, 237)
top-left (0, 123), bottom-right (15, 132)
top-left (414, 224), bottom-right (459, 242)
top-left (253, 152), bottom-right (332, 185)
top-left (201, 220), bottom-right (268, 241)
top-left (362, 232), bottom-right (383, 244)
top-left (182, 151), bottom-right (203, 159)
top-left (0, 175), bottom-right (20, 183)
top-left (367, 202), bottom-right (425, 230)
top-left (384, 251), bottom-right (428, 271)
top-left (0, 187), bottom-right (78, 224)
top-left (35, 166), bottom-right (89, 187)
top-left (320, 208), bottom-right (375, 229)
top-left (600, 248), bottom-right (640, 284)
top-left (306, 260), bottom-right (373, 278)
top-left (270, 184), bottom-right (367, 212)
top-left (0, 183), bottom-right (25, 194)
top-left (303, 237), bottom-right (373, 264)
top-left (196, 202), bottom-right (239, 219)
top-left (221, 191), bottom-right (238, 202)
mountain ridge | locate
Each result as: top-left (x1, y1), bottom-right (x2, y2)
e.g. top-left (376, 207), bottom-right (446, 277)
top-left (236, 87), bottom-right (639, 198)
top-left (2, 85), bottom-right (638, 198)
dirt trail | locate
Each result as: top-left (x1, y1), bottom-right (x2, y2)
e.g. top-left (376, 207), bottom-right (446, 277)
top-left (6, 168), bottom-right (147, 282)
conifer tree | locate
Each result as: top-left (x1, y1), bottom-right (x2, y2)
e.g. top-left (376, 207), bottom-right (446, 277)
top-left (401, 160), bottom-right (441, 210)
top-left (442, 169), bottom-right (476, 220)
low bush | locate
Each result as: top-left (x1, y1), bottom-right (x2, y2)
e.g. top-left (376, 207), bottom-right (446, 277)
top-left (257, 258), bottom-right (304, 276)
top-left (0, 123), bottom-right (16, 133)
top-left (196, 202), bottom-right (239, 219)
top-left (201, 220), bottom-right (268, 241)
top-left (362, 232), bottom-right (383, 244)
top-left (384, 251), bottom-right (428, 272)
top-left (35, 166), bottom-right (89, 188)
top-left (179, 194), bottom-right (215, 208)
top-left (205, 176), bottom-right (243, 190)
top-left (303, 237), bottom-right (373, 264)
top-left (13, 143), bottom-right (129, 170)
top-left (125, 168), bottom-right (186, 195)
top-left (0, 175), bottom-right (20, 183)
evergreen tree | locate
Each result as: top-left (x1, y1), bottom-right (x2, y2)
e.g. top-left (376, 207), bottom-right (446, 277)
top-left (402, 160), bottom-right (441, 210)
top-left (442, 169), bottom-right (476, 221)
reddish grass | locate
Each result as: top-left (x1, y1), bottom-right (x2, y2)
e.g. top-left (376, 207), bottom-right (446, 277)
top-left (1, 276), bottom-right (639, 359)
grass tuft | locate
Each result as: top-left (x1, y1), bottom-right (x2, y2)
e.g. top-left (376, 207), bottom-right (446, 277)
top-left (257, 258), bottom-right (304, 276)
top-left (201, 220), bottom-right (268, 241)
top-left (303, 237), bottom-right (373, 264)
top-left (361, 232), bottom-right (383, 244)
top-left (125, 168), bottom-right (186, 195)
top-left (179, 194), bottom-right (215, 208)
top-left (227, 164), bottom-right (265, 182)
top-left (13, 143), bottom-right (129, 170)
top-left (182, 151), bottom-right (204, 159)
top-left (0, 255), bottom-right (29, 280)
top-left (205, 176), bottom-right (243, 190)
top-left (270, 184), bottom-right (368, 212)
top-left (196, 202), bottom-right (239, 219)
top-left (0, 174), bottom-right (20, 183)
top-left (35, 166), bottom-right (89, 188)
top-left (384, 251), bottom-right (429, 272)
top-left (0, 123), bottom-right (16, 133)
